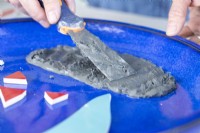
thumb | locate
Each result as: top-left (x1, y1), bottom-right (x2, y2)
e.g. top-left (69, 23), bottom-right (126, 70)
top-left (166, 0), bottom-right (191, 36)
top-left (64, 0), bottom-right (76, 13)
top-left (43, 0), bottom-right (61, 24)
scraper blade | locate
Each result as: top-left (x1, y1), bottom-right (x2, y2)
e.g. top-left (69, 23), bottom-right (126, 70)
top-left (68, 30), bottom-right (136, 81)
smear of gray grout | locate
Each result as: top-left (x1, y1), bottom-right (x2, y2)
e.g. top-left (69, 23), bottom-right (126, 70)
top-left (26, 45), bottom-right (176, 98)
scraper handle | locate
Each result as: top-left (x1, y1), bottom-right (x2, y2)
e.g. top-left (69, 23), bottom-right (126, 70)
top-left (38, 0), bottom-right (85, 34)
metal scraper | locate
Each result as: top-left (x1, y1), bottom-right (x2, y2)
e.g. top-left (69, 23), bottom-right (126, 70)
top-left (68, 30), bottom-right (136, 81)
top-left (39, 0), bottom-right (136, 81)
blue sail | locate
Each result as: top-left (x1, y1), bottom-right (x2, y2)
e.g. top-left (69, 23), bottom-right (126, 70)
top-left (46, 94), bottom-right (112, 133)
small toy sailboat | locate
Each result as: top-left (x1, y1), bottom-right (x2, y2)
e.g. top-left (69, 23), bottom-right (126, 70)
top-left (3, 71), bottom-right (27, 85)
top-left (0, 86), bottom-right (26, 108)
top-left (44, 91), bottom-right (69, 105)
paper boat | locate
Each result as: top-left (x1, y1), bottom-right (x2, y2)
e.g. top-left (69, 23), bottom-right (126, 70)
top-left (44, 91), bottom-right (68, 105)
top-left (3, 71), bottom-right (27, 85)
top-left (0, 86), bottom-right (26, 108)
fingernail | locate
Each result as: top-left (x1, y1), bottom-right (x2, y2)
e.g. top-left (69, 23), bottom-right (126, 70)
top-left (166, 23), bottom-right (177, 36)
top-left (39, 20), bottom-right (49, 28)
top-left (48, 11), bottom-right (58, 24)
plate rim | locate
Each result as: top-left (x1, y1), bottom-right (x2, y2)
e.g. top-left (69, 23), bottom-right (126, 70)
top-left (2, 18), bottom-right (200, 53)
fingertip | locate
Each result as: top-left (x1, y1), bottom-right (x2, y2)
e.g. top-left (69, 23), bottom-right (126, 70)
top-left (19, 0), bottom-right (49, 26)
top-left (65, 0), bottom-right (76, 13)
top-left (39, 20), bottom-right (50, 28)
top-left (47, 10), bottom-right (60, 24)
top-left (69, 4), bottom-right (76, 13)
top-left (166, 23), bottom-right (178, 36)
top-left (42, 0), bottom-right (61, 24)
top-left (166, 0), bottom-right (191, 36)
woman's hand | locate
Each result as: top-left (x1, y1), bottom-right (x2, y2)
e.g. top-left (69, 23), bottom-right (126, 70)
top-left (5, 0), bottom-right (75, 28)
top-left (167, 0), bottom-right (200, 44)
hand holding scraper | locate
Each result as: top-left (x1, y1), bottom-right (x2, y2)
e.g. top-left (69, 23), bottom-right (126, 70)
top-left (39, 0), bottom-right (136, 81)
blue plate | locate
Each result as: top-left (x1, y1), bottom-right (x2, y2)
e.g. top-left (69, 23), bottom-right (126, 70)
top-left (1, 19), bottom-right (200, 133)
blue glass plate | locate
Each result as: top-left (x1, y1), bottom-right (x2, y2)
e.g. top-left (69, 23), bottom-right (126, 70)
top-left (1, 19), bottom-right (200, 133)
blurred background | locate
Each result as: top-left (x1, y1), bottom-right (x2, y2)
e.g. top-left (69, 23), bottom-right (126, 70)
top-left (0, 0), bottom-right (172, 31)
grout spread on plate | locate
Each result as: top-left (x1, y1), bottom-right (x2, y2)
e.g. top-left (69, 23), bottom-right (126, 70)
top-left (26, 45), bottom-right (176, 98)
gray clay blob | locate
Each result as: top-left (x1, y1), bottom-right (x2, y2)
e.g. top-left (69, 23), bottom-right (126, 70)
top-left (26, 45), bottom-right (176, 98)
